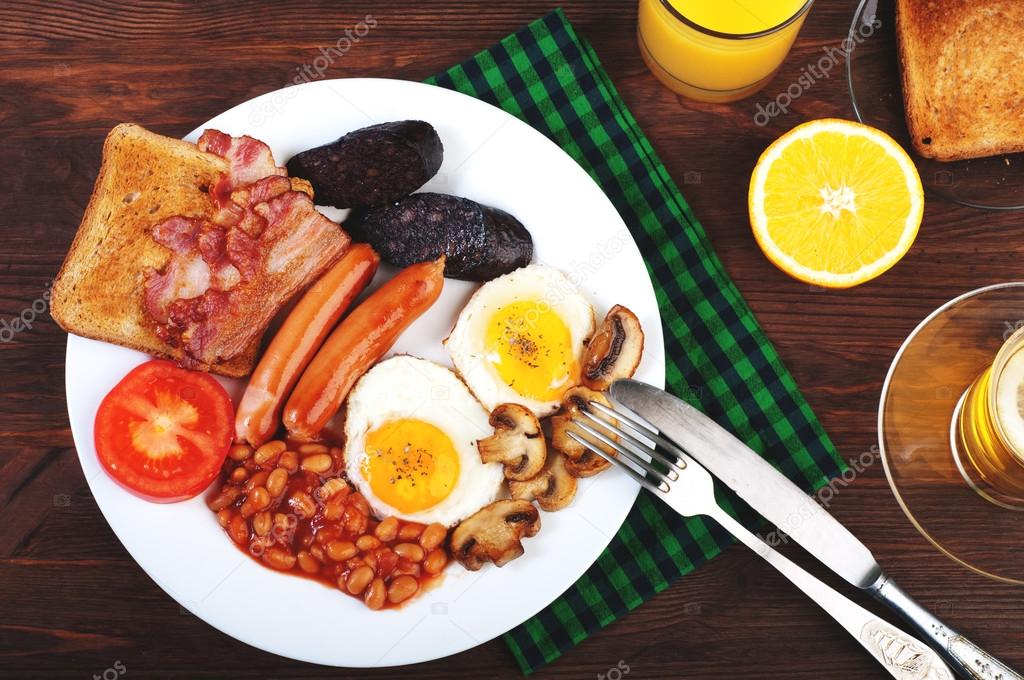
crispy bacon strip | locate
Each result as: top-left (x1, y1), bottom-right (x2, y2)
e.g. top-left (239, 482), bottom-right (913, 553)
top-left (186, 193), bottom-right (347, 365)
top-left (197, 130), bottom-right (286, 186)
top-left (143, 130), bottom-right (349, 370)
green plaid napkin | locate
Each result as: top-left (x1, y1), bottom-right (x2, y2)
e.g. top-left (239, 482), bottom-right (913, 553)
top-left (427, 9), bottom-right (845, 674)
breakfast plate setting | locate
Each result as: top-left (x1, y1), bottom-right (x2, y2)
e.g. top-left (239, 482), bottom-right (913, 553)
top-left (46, 2), bottom-right (1024, 678)
top-left (61, 78), bottom-right (665, 666)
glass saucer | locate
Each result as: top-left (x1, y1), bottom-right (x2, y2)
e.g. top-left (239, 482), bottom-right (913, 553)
top-left (846, 0), bottom-right (1024, 210)
top-left (879, 283), bottom-right (1024, 584)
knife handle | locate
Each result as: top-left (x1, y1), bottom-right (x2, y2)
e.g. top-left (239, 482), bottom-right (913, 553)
top-left (709, 508), bottom-right (954, 680)
top-left (870, 573), bottom-right (1023, 680)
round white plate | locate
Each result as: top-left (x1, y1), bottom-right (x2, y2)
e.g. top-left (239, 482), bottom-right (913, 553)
top-left (65, 78), bottom-right (665, 667)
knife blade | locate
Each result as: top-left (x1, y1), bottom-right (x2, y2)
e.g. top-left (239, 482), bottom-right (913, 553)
top-left (610, 378), bottom-right (883, 589)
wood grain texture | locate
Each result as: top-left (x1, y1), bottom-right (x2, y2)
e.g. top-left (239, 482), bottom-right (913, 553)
top-left (1, 1), bottom-right (1022, 678)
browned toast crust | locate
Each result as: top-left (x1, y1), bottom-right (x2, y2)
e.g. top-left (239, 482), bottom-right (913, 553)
top-left (51, 123), bottom-right (259, 377)
top-left (898, 0), bottom-right (1024, 161)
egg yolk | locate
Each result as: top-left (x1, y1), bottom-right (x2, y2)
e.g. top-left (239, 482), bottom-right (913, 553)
top-left (362, 418), bottom-right (460, 514)
top-left (484, 300), bottom-right (578, 402)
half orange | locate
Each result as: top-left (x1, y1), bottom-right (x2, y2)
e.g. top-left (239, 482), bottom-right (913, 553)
top-left (749, 119), bottom-right (924, 288)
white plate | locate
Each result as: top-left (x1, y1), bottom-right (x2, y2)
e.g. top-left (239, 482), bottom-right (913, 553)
top-left (64, 78), bottom-right (665, 667)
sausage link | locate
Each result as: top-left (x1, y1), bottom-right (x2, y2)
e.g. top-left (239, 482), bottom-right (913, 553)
top-left (235, 244), bottom-right (380, 446)
top-left (283, 256), bottom-right (444, 440)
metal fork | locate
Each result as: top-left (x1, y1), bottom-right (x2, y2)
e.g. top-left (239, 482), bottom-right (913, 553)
top-left (568, 400), bottom-right (955, 680)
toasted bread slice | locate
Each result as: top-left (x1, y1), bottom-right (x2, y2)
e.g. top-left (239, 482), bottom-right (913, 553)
top-left (52, 123), bottom-right (259, 377)
top-left (897, 0), bottom-right (1024, 161)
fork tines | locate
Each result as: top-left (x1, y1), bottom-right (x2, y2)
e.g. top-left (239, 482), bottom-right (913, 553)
top-left (566, 400), bottom-right (687, 495)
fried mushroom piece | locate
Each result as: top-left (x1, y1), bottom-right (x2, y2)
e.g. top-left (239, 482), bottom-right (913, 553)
top-left (477, 404), bottom-right (547, 481)
top-left (581, 305), bottom-right (645, 391)
top-left (564, 450), bottom-right (611, 478)
top-left (450, 499), bottom-right (541, 570)
top-left (549, 386), bottom-right (614, 476)
top-left (508, 451), bottom-right (577, 511)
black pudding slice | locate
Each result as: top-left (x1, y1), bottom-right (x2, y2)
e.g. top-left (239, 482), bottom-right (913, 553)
top-left (348, 192), bottom-right (534, 282)
top-left (286, 120), bottom-right (443, 209)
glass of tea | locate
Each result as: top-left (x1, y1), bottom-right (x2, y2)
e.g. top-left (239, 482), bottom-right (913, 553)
top-left (879, 282), bottom-right (1024, 585)
top-left (954, 326), bottom-right (1024, 508)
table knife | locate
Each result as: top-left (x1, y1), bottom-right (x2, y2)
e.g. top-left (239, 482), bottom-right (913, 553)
top-left (611, 379), bottom-right (1022, 680)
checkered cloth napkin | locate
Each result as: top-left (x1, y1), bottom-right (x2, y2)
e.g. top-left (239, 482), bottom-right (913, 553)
top-left (426, 9), bottom-right (846, 674)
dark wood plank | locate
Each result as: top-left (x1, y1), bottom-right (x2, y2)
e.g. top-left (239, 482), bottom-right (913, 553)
top-left (1, 1), bottom-right (1022, 678)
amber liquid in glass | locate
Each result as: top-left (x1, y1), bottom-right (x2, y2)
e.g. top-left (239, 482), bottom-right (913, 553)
top-left (955, 331), bottom-right (1024, 507)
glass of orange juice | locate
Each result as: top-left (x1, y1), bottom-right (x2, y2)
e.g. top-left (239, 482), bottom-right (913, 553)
top-left (638, 0), bottom-right (814, 103)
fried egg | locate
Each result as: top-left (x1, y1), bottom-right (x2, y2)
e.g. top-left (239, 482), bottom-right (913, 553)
top-left (445, 264), bottom-right (595, 416)
top-left (344, 355), bottom-right (503, 526)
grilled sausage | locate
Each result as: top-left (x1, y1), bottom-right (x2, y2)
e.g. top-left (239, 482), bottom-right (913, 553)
top-left (283, 256), bottom-right (445, 441)
top-left (234, 243), bottom-right (380, 446)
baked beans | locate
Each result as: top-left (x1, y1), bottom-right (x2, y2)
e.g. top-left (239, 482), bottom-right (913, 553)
top-left (252, 511), bottom-right (271, 537)
top-left (420, 523), bottom-right (447, 551)
top-left (254, 440), bottom-right (286, 465)
top-left (326, 540), bottom-right (357, 562)
top-left (300, 453), bottom-right (333, 473)
top-left (278, 450), bottom-right (299, 472)
top-left (266, 468), bottom-right (288, 497)
top-left (424, 548), bottom-right (447, 575)
top-left (397, 522), bottom-right (424, 542)
top-left (374, 516), bottom-right (399, 542)
top-left (364, 577), bottom-right (387, 610)
top-left (387, 575), bottom-right (419, 604)
top-left (394, 542), bottom-right (424, 562)
top-left (356, 534), bottom-right (381, 551)
top-left (228, 514), bottom-right (248, 545)
top-left (207, 438), bottom-right (451, 610)
top-left (243, 470), bottom-right (268, 494)
top-left (297, 550), bottom-right (319, 574)
top-left (263, 547), bottom-right (297, 571)
top-left (228, 443), bottom-right (253, 462)
top-left (346, 565), bottom-right (374, 595)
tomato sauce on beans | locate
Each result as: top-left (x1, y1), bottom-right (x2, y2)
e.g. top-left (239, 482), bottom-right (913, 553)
top-left (208, 439), bottom-right (450, 609)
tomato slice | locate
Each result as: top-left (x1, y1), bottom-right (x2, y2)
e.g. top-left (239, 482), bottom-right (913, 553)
top-left (94, 360), bottom-right (234, 502)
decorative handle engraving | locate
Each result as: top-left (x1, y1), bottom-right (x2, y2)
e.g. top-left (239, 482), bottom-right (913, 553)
top-left (709, 510), bottom-right (955, 680)
top-left (947, 635), bottom-right (1023, 680)
top-left (871, 574), bottom-right (1023, 680)
top-left (860, 620), bottom-right (955, 680)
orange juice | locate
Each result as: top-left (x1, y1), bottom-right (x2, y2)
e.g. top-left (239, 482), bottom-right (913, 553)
top-left (638, 0), bottom-right (813, 102)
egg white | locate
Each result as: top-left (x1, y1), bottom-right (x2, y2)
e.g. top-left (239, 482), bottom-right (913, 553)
top-left (343, 355), bottom-right (503, 526)
top-left (445, 264), bottom-right (596, 416)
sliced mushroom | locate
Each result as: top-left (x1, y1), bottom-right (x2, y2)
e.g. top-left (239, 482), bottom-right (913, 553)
top-left (477, 403), bottom-right (547, 481)
top-left (581, 305), bottom-right (645, 391)
top-left (508, 451), bottom-right (577, 511)
top-left (549, 387), bottom-right (614, 477)
top-left (564, 450), bottom-right (610, 478)
top-left (450, 499), bottom-right (541, 571)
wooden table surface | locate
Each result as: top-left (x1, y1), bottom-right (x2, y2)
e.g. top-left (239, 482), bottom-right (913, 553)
top-left (2, 1), bottom-right (1023, 678)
